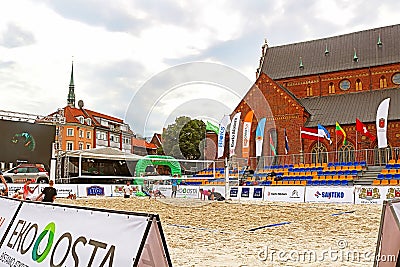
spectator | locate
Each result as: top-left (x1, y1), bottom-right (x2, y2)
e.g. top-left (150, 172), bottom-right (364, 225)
top-left (36, 180), bottom-right (57, 203)
top-left (23, 179), bottom-right (38, 200)
top-left (171, 175), bottom-right (178, 198)
top-left (123, 181), bottom-right (133, 198)
top-left (0, 171), bottom-right (8, 196)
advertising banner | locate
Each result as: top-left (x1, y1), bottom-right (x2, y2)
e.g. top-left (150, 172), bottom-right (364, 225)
top-left (305, 186), bottom-right (354, 203)
top-left (176, 186), bottom-right (199, 198)
top-left (200, 186), bottom-right (226, 201)
top-left (0, 198), bottom-right (21, 241)
top-left (77, 184), bottom-right (114, 197)
top-left (376, 98), bottom-right (390, 148)
top-left (264, 186), bottom-right (305, 203)
top-left (229, 187), bottom-right (240, 200)
top-left (354, 186), bottom-right (385, 204)
top-left (37, 184), bottom-right (78, 198)
top-left (229, 112), bottom-right (241, 155)
top-left (6, 184), bottom-right (40, 199)
top-left (111, 184), bottom-right (142, 197)
top-left (0, 201), bottom-right (152, 267)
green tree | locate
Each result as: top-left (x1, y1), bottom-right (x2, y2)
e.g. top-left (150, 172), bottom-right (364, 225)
top-left (162, 116), bottom-right (206, 159)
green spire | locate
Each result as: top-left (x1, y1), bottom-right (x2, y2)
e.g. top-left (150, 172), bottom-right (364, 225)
top-left (377, 34), bottom-right (382, 46)
top-left (67, 61), bottom-right (75, 107)
top-left (324, 44), bottom-right (329, 55)
top-left (299, 57), bottom-right (304, 68)
top-left (353, 48), bottom-right (358, 62)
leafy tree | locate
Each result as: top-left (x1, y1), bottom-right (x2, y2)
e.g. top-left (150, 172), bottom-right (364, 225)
top-left (162, 116), bottom-right (206, 159)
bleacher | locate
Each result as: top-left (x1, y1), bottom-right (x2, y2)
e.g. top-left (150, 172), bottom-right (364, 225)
top-left (373, 159), bottom-right (400, 185)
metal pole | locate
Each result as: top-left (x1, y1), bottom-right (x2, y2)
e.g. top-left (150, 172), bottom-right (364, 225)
top-left (224, 157), bottom-right (229, 201)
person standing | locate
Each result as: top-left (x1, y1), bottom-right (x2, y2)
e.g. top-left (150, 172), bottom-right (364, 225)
top-left (171, 175), bottom-right (178, 198)
top-left (0, 171), bottom-right (8, 196)
top-left (123, 180), bottom-right (133, 198)
top-left (36, 180), bottom-right (57, 203)
top-left (23, 179), bottom-right (38, 200)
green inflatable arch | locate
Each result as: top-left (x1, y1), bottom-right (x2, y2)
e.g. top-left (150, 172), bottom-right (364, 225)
top-left (135, 155), bottom-right (182, 177)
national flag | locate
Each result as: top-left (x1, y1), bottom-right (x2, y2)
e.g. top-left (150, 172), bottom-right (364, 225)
top-left (356, 118), bottom-right (376, 141)
top-left (300, 127), bottom-right (321, 141)
top-left (376, 98), bottom-right (390, 148)
top-left (269, 132), bottom-right (277, 156)
top-left (335, 122), bottom-right (347, 145)
top-left (284, 128), bottom-right (289, 154)
top-left (255, 118), bottom-right (266, 157)
top-left (317, 124), bottom-right (332, 144)
top-left (206, 121), bottom-right (219, 135)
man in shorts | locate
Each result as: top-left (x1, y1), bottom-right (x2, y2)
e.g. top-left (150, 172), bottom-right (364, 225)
top-left (171, 175), bottom-right (178, 198)
top-left (123, 180), bottom-right (133, 198)
top-left (36, 180), bottom-right (57, 203)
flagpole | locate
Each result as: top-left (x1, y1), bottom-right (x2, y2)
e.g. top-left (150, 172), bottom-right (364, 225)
top-left (355, 130), bottom-right (358, 161)
top-left (299, 127), bottom-right (303, 165)
top-left (335, 128), bottom-right (338, 162)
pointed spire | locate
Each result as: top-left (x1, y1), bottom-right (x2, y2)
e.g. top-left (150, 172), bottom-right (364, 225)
top-left (67, 60), bottom-right (75, 107)
top-left (353, 48), bottom-right (358, 62)
top-left (299, 57), bottom-right (304, 69)
top-left (377, 34), bottom-right (383, 47)
top-left (324, 44), bottom-right (329, 55)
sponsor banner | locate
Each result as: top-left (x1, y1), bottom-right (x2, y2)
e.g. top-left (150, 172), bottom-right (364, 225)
top-left (6, 184), bottom-right (40, 199)
top-left (217, 115), bottom-right (231, 158)
top-left (229, 187), bottom-right (239, 200)
top-left (376, 98), bottom-right (390, 148)
top-left (176, 186), bottom-right (198, 198)
top-left (200, 186), bottom-right (226, 200)
top-left (264, 186), bottom-right (305, 203)
top-left (229, 112), bottom-right (241, 155)
top-left (38, 184), bottom-right (78, 198)
top-left (111, 184), bottom-right (142, 197)
top-left (0, 198), bottom-right (21, 239)
top-left (230, 187), bottom-right (264, 201)
top-left (77, 184), bottom-right (114, 197)
top-left (305, 186), bottom-right (354, 203)
top-left (154, 185), bottom-right (172, 198)
top-left (354, 186), bottom-right (385, 204)
top-left (0, 201), bottom-right (150, 267)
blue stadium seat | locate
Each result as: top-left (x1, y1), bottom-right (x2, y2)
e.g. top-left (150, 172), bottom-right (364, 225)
top-left (320, 180), bottom-right (327, 186)
top-left (341, 180), bottom-right (349, 186)
top-left (306, 180), bottom-right (313, 186)
top-left (395, 174), bottom-right (400, 180)
top-left (386, 174), bottom-right (393, 180)
top-left (334, 180), bottom-right (341, 186)
top-left (326, 180), bottom-right (334, 186)
top-left (312, 180), bottom-right (320, 186)
top-left (377, 174), bottom-right (385, 180)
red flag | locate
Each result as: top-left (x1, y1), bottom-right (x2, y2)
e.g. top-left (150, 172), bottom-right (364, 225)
top-left (300, 127), bottom-right (322, 141)
top-left (356, 118), bottom-right (376, 141)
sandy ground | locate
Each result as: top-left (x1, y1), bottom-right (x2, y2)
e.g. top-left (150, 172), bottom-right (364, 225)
top-left (56, 197), bottom-right (383, 267)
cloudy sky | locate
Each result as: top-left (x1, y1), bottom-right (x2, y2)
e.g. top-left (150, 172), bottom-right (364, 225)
top-left (0, 0), bottom-right (399, 137)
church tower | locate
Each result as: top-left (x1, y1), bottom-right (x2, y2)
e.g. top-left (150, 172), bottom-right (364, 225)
top-left (67, 61), bottom-right (75, 107)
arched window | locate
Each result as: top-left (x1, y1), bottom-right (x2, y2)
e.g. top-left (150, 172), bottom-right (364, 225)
top-left (374, 145), bottom-right (392, 166)
top-left (355, 79), bottom-right (362, 91)
top-left (380, 76), bottom-right (387, 88)
top-left (337, 142), bottom-right (355, 163)
top-left (328, 82), bottom-right (335, 94)
top-left (306, 84), bottom-right (313, 96)
top-left (311, 143), bottom-right (328, 164)
top-left (267, 129), bottom-right (278, 166)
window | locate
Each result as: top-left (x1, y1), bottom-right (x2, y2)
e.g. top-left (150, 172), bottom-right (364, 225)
top-left (311, 143), bottom-right (328, 164)
top-left (110, 135), bottom-right (114, 142)
top-left (78, 142), bottom-right (83, 150)
top-left (67, 128), bottom-right (74, 136)
top-left (392, 72), bottom-right (400, 85)
top-left (339, 79), bottom-right (351, 90)
top-left (79, 117), bottom-right (84, 124)
top-left (86, 143), bottom-right (91, 149)
top-left (380, 76), bottom-right (387, 88)
top-left (115, 136), bottom-right (120, 143)
top-left (86, 118), bottom-right (92, 126)
top-left (86, 131), bottom-right (91, 139)
top-left (337, 143), bottom-right (355, 163)
top-left (66, 142), bottom-right (74, 151)
top-left (355, 79), bottom-right (362, 91)
top-left (306, 84), bottom-right (313, 96)
top-left (79, 130), bottom-right (84, 138)
top-left (328, 82), bottom-right (335, 94)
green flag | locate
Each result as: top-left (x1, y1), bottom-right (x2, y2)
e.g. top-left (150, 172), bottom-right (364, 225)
top-left (206, 121), bottom-right (219, 134)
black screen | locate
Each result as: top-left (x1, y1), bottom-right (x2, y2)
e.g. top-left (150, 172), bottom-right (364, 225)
top-left (0, 120), bottom-right (55, 169)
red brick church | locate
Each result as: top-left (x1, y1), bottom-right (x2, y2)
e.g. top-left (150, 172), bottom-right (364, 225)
top-left (212, 24), bottom-right (400, 167)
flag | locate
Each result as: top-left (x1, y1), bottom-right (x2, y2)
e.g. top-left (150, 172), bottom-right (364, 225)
top-left (356, 118), bottom-right (376, 141)
top-left (269, 132), bottom-right (277, 156)
top-left (300, 127), bottom-right (321, 140)
top-left (317, 124), bottom-right (332, 144)
top-left (284, 128), bottom-right (289, 154)
top-left (217, 115), bottom-right (231, 158)
top-left (335, 122), bottom-right (347, 145)
top-left (376, 98), bottom-right (390, 148)
top-left (229, 112), bottom-right (241, 155)
top-left (242, 110), bottom-right (254, 158)
top-left (255, 118), bottom-right (266, 157)
top-left (206, 121), bottom-right (219, 135)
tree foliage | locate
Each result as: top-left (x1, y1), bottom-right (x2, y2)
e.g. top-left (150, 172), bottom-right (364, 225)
top-left (162, 116), bottom-right (206, 159)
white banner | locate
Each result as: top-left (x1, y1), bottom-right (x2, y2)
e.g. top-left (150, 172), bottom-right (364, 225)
top-left (6, 184), bottom-right (40, 199)
top-left (229, 112), bottom-right (241, 155)
top-left (264, 186), bottom-right (305, 203)
top-left (217, 115), bottom-right (231, 158)
top-left (77, 184), bottom-right (114, 197)
top-left (176, 186), bottom-right (199, 198)
top-left (0, 201), bottom-right (150, 267)
top-left (354, 186), bottom-right (386, 204)
top-left (200, 186), bottom-right (226, 200)
top-left (37, 184), bottom-right (78, 198)
top-left (376, 98), bottom-right (390, 148)
top-left (0, 198), bottom-right (21, 239)
top-left (111, 184), bottom-right (142, 197)
top-left (305, 186), bottom-right (354, 203)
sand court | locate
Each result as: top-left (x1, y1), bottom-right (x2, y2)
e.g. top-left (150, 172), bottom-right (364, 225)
top-left (56, 197), bottom-right (383, 267)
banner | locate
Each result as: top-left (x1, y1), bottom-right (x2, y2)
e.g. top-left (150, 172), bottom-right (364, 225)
top-left (229, 112), bottom-right (241, 155)
top-left (255, 118), bottom-right (266, 157)
top-left (242, 111), bottom-right (254, 158)
top-left (376, 98), bottom-right (390, 148)
top-left (0, 201), bottom-right (171, 267)
top-left (354, 186), bottom-right (385, 204)
top-left (305, 186), bottom-right (354, 203)
top-left (77, 184), bottom-right (114, 197)
top-left (176, 186), bottom-right (199, 198)
top-left (0, 198), bottom-right (21, 242)
top-left (264, 186), bottom-right (305, 203)
top-left (217, 115), bottom-right (231, 158)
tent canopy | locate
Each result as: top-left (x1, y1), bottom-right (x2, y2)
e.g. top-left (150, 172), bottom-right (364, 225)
top-left (62, 147), bottom-right (144, 161)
